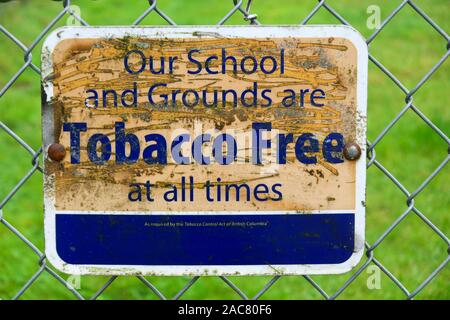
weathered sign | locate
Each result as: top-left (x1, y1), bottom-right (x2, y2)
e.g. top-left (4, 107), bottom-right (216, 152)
top-left (42, 26), bottom-right (367, 275)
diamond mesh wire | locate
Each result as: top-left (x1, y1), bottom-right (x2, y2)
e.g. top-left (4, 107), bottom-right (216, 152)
top-left (0, 0), bottom-right (448, 300)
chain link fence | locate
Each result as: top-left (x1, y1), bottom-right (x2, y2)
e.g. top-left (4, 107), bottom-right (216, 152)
top-left (0, 0), bottom-right (448, 300)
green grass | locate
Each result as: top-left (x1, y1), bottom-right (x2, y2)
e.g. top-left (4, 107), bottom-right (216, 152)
top-left (0, 0), bottom-right (449, 300)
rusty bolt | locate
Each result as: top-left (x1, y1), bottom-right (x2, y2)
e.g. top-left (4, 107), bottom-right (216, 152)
top-left (48, 143), bottom-right (66, 162)
top-left (343, 142), bottom-right (361, 161)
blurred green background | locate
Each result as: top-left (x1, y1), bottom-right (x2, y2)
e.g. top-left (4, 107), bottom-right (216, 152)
top-left (0, 0), bottom-right (448, 299)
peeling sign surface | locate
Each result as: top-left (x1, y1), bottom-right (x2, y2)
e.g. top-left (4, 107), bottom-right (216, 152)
top-left (42, 26), bottom-right (367, 275)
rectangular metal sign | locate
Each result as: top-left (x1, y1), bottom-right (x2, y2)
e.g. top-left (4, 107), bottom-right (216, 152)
top-left (42, 26), bottom-right (367, 275)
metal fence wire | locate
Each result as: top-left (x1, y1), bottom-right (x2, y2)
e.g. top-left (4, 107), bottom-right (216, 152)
top-left (0, 0), bottom-right (449, 300)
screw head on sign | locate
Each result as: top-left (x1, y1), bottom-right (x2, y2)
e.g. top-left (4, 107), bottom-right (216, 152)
top-left (48, 143), bottom-right (66, 162)
top-left (343, 142), bottom-right (361, 161)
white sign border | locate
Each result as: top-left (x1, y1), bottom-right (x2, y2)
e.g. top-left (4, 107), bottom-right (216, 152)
top-left (42, 25), bottom-right (367, 276)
